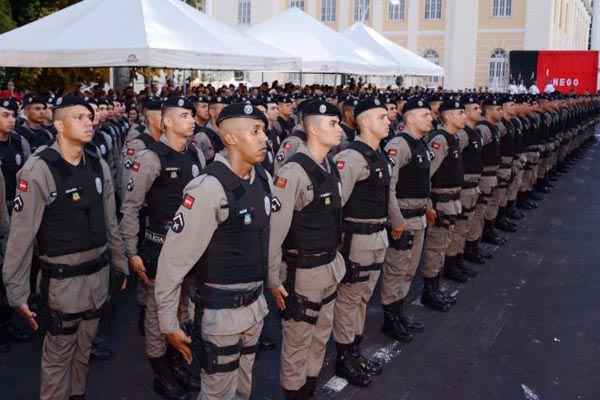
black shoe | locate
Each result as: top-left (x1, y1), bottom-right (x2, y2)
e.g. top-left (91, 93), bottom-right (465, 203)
top-left (421, 277), bottom-right (451, 312)
top-left (335, 343), bottom-right (373, 387)
top-left (0, 323), bottom-right (9, 353)
top-left (464, 240), bottom-right (485, 265)
top-left (444, 256), bottom-right (469, 283)
top-left (495, 216), bottom-right (517, 233)
top-left (528, 191), bottom-right (543, 201)
top-left (90, 337), bottom-right (113, 361)
top-left (169, 346), bottom-right (201, 392)
top-left (457, 254), bottom-right (478, 278)
top-left (394, 300), bottom-right (425, 333)
top-left (381, 308), bottom-right (414, 343)
top-left (505, 202), bottom-right (525, 220)
top-left (138, 306), bottom-right (146, 337)
top-left (482, 220), bottom-right (504, 245)
top-left (517, 197), bottom-right (535, 210)
top-left (150, 357), bottom-right (189, 400)
top-left (353, 336), bottom-right (384, 375)
top-left (259, 333), bottom-right (276, 351)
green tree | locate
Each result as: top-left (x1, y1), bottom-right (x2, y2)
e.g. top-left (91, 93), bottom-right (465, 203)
top-left (0, 0), bottom-right (16, 34)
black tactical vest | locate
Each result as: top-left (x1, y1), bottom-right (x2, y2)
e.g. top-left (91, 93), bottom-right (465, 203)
top-left (92, 129), bottom-right (110, 160)
top-left (277, 116), bottom-right (295, 136)
top-left (283, 153), bottom-right (342, 254)
top-left (195, 161), bottom-right (271, 285)
top-left (36, 146), bottom-right (107, 257)
top-left (499, 119), bottom-right (515, 158)
top-left (195, 125), bottom-right (224, 155)
top-left (15, 125), bottom-right (52, 152)
top-left (341, 123), bottom-right (357, 143)
top-left (145, 141), bottom-right (202, 235)
top-left (395, 133), bottom-right (431, 199)
top-left (462, 125), bottom-right (483, 175)
top-left (477, 120), bottom-right (501, 167)
top-left (511, 117), bottom-right (525, 154)
top-left (429, 130), bottom-right (464, 189)
top-left (343, 141), bottom-right (390, 220)
top-left (0, 134), bottom-right (26, 206)
top-left (261, 136), bottom-right (275, 176)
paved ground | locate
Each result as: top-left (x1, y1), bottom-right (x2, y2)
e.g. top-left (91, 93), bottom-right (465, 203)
top-left (2, 137), bottom-right (600, 400)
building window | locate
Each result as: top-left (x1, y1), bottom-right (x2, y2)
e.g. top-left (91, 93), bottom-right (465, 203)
top-left (388, 0), bottom-right (405, 21)
top-left (354, 0), bottom-right (370, 22)
top-left (492, 0), bottom-right (511, 17)
top-left (290, 0), bottom-right (305, 10)
top-left (185, 0), bottom-right (205, 12)
top-left (238, 0), bottom-right (251, 24)
top-left (489, 48), bottom-right (509, 89)
top-left (423, 48), bottom-right (440, 65)
top-left (424, 0), bottom-right (442, 20)
top-left (321, 0), bottom-right (336, 22)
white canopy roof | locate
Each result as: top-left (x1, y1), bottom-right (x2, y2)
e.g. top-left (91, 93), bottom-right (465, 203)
top-left (0, 0), bottom-right (300, 71)
top-left (247, 8), bottom-right (398, 75)
top-left (342, 23), bottom-right (444, 77)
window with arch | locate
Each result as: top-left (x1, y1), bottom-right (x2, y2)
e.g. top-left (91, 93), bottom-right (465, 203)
top-left (489, 48), bottom-right (509, 88)
top-left (492, 0), bottom-right (512, 17)
top-left (423, 49), bottom-right (440, 65)
top-left (290, 0), bottom-right (305, 10)
top-left (354, 0), bottom-right (370, 22)
top-left (388, 0), bottom-right (406, 21)
top-left (321, 0), bottom-right (336, 22)
top-left (424, 0), bottom-right (442, 20)
top-left (238, 0), bottom-right (251, 24)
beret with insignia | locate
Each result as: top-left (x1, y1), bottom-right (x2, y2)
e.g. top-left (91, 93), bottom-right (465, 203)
top-left (23, 94), bottom-right (47, 108)
top-left (143, 96), bottom-right (164, 111)
top-left (0, 97), bottom-right (19, 115)
top-left (216, 102), bottom-right (269, 127)
top-left (439, 97), bottom-right (465, 113)
top-left (54, 95), bottom-right (95, 119)
top-left (301, 99), bottom-right (341, 119)
top-left (354, 97), bottom-right (387, 118)
top-left (162, 96), bottom-right (195, 115)
top-left (401, 97), bottom-right (432, 114)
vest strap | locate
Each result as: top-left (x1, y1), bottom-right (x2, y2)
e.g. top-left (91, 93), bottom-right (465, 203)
top-left (193, 284), bottom-right (262, 310)
top-left (39, 251), bottom-right (109, 280)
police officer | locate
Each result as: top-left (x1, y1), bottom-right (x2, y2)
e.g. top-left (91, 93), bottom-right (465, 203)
top-left (331, 98), bottom-right (390, 387)
top-left (383, 97), bottom-right (435, 331)
top-left (273, 99), bottom-right (311, 173)
top-left (340, 97), bottom-right (359, 145)
top-left (155, 103), bottom-right (271, 400)
top-left (192, 95), bottom-right (220, 163)
top-left (275, 94), bottom-right (296, 138)
top-left (477, 97), bottom-right (507, 246)
top-left (421, 97), bottom-right (466, 308)
top-left (268, 99), bottom-right (345, 399)
top-left (120, 96), bottom-right (205, 399)
top-left (2, 96), bottom-right (128, 400)
top-left (15, 94), bottom-right (54, 152)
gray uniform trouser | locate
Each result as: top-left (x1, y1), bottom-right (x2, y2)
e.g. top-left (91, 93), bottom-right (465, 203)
top-left (41, 319), bottom-right (100, 400)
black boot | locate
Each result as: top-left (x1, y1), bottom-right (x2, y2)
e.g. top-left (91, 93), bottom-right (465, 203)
top-left (456, 254), bottom-right (478, 278)
top-left (381, 304), bottom-right (413, 343)
top-left (463, 240), bottom-right (485, 264)
top-left (482, 220), bottom-right (505, 245)
top-left (352, 335), bottom-right (383, 375)
top-left (535, 178), bottom-right (550, 194)
top-left (444, 255), bottom-right (469, 283)
top-left (169, 345), bottom-right (201, 392)
top-left (138, 306), bottom-right (146, 337)
top-left (527, 190), bottom-right (543, 202)
top-left (517, 192), bottom-right (536, 210)
top-left (505, 201), bottom-right (525, 220)
top-left (395, 299), bottom-right (424, 333)
top-left (150, 356), bottom-right (188, 400)
top-left (303, 376), bottom-right (318, 399)
top-left (421, 276), bottom-right (451, 312)
top-left (335, 343), bottom-right (372, 387)
top-left (495, 208), bottom-right (517, 233)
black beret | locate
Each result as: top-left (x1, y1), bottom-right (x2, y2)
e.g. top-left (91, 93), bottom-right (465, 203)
top-left (189, 95), bottom-right (210, 104)
top-left (162, 96), bottom-right (195, 114)
top-left (354, 97), bottom-right (386, 118)
top-left (381, 95), bottom-right (396, 105)
top-left (276, 94), bottom-right (294, 104)
top-left (23, 94), bottom-right (47, 108)
top-left (428, 93), bottom-right (445, 103)
top-left (209, 95), bottom-right (231, 105)
top-left (143, 96), bottom-right (164, 111)
top-left (263, 95), bottom-right (277, 104)
top-left (216, 102), bottom-right (268, 127)
top-left (482, 96), bottom-right (501, 107)
top-left (401, 97), bottom-right (431, 114)
top-left (343, 97), bottom-right (359, 108)
top-left (83, 96), bottom-right (98, 107)
top-left (439, 98), bottom-right (464, 113)
top-left (462, 95), bottom-right (480, 105)
top-left (54, 95), bottom-right (95, 119)
top-left (300, 99), bottom-right (341, 119)
top-left (0, 97), bottom-right (18, 114)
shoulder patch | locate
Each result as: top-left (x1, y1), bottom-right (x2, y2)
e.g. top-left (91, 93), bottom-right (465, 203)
top-left (431, 142), bottom-right (441, 150)
top-left (18, 179), bottom-right (28, 192)
top-left (274, 176), bottom-right (287, 189)
top-left (126, 148), bottom-right (135, 156)
top-left (13, 195), bottom-right (23, 212)
top-left (182, 194), bottom-right (195, 209)
top-left (283, 142), bottom-right (292, 151)
top-left (336, 160), bottom-right (345, 170)
top-left (131, 160), bottom-right (141, 172)
top-left (170, 213), bottom-right (185, 233)
top-left (387, 148), bottom-right (397, 156)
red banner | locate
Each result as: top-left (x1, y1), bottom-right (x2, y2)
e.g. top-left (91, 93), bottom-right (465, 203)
top-left (536, 51), bottom-right (598, 94)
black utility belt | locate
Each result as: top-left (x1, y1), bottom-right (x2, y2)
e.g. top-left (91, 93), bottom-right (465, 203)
top-left (283, 249), bottom-right (337, 269)
top-left (281, 289), bottom-right (337, 325)
top-left (431, 192), bottom-right (460, 203)
top-left (342, 261), bottom-right (383, 283)
top-left (144, 229), bottom-right (165, 245)
top-left (500, 163), bottom-right (513, 169)
top-left (44, 306), bottom-right (104, 336)
top-left (40, 251), bottom-right (109, 280)
top-left (399, 208), bottom-right (427, 219)
top-left (481, 170), bottom-right (498, 176)
top-left (194, 284), bottom-right (262, 309)
top-left (461, 181), bottom-right (479, 189)
top-left (343, 221), bottom-right (387, 235)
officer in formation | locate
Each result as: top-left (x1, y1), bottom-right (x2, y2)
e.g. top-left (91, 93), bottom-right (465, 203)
top-left (120, 97), bottom-right (205, 399)
top-left (0, 88), bottom-right (598, 400)
top-left (155, 103), bottom-right (272, 400)
top-left (15, 94), bottom-right (53, 152)
top-left (2, 96), bottom-right (128, 400)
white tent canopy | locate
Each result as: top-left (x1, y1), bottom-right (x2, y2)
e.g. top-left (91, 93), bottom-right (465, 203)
top-left (247, 8), bottom-right (399, 76)
top-left (342, 23), bottom-right (444, 77)
top-left (0, 0), bottom-right (300, 71)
